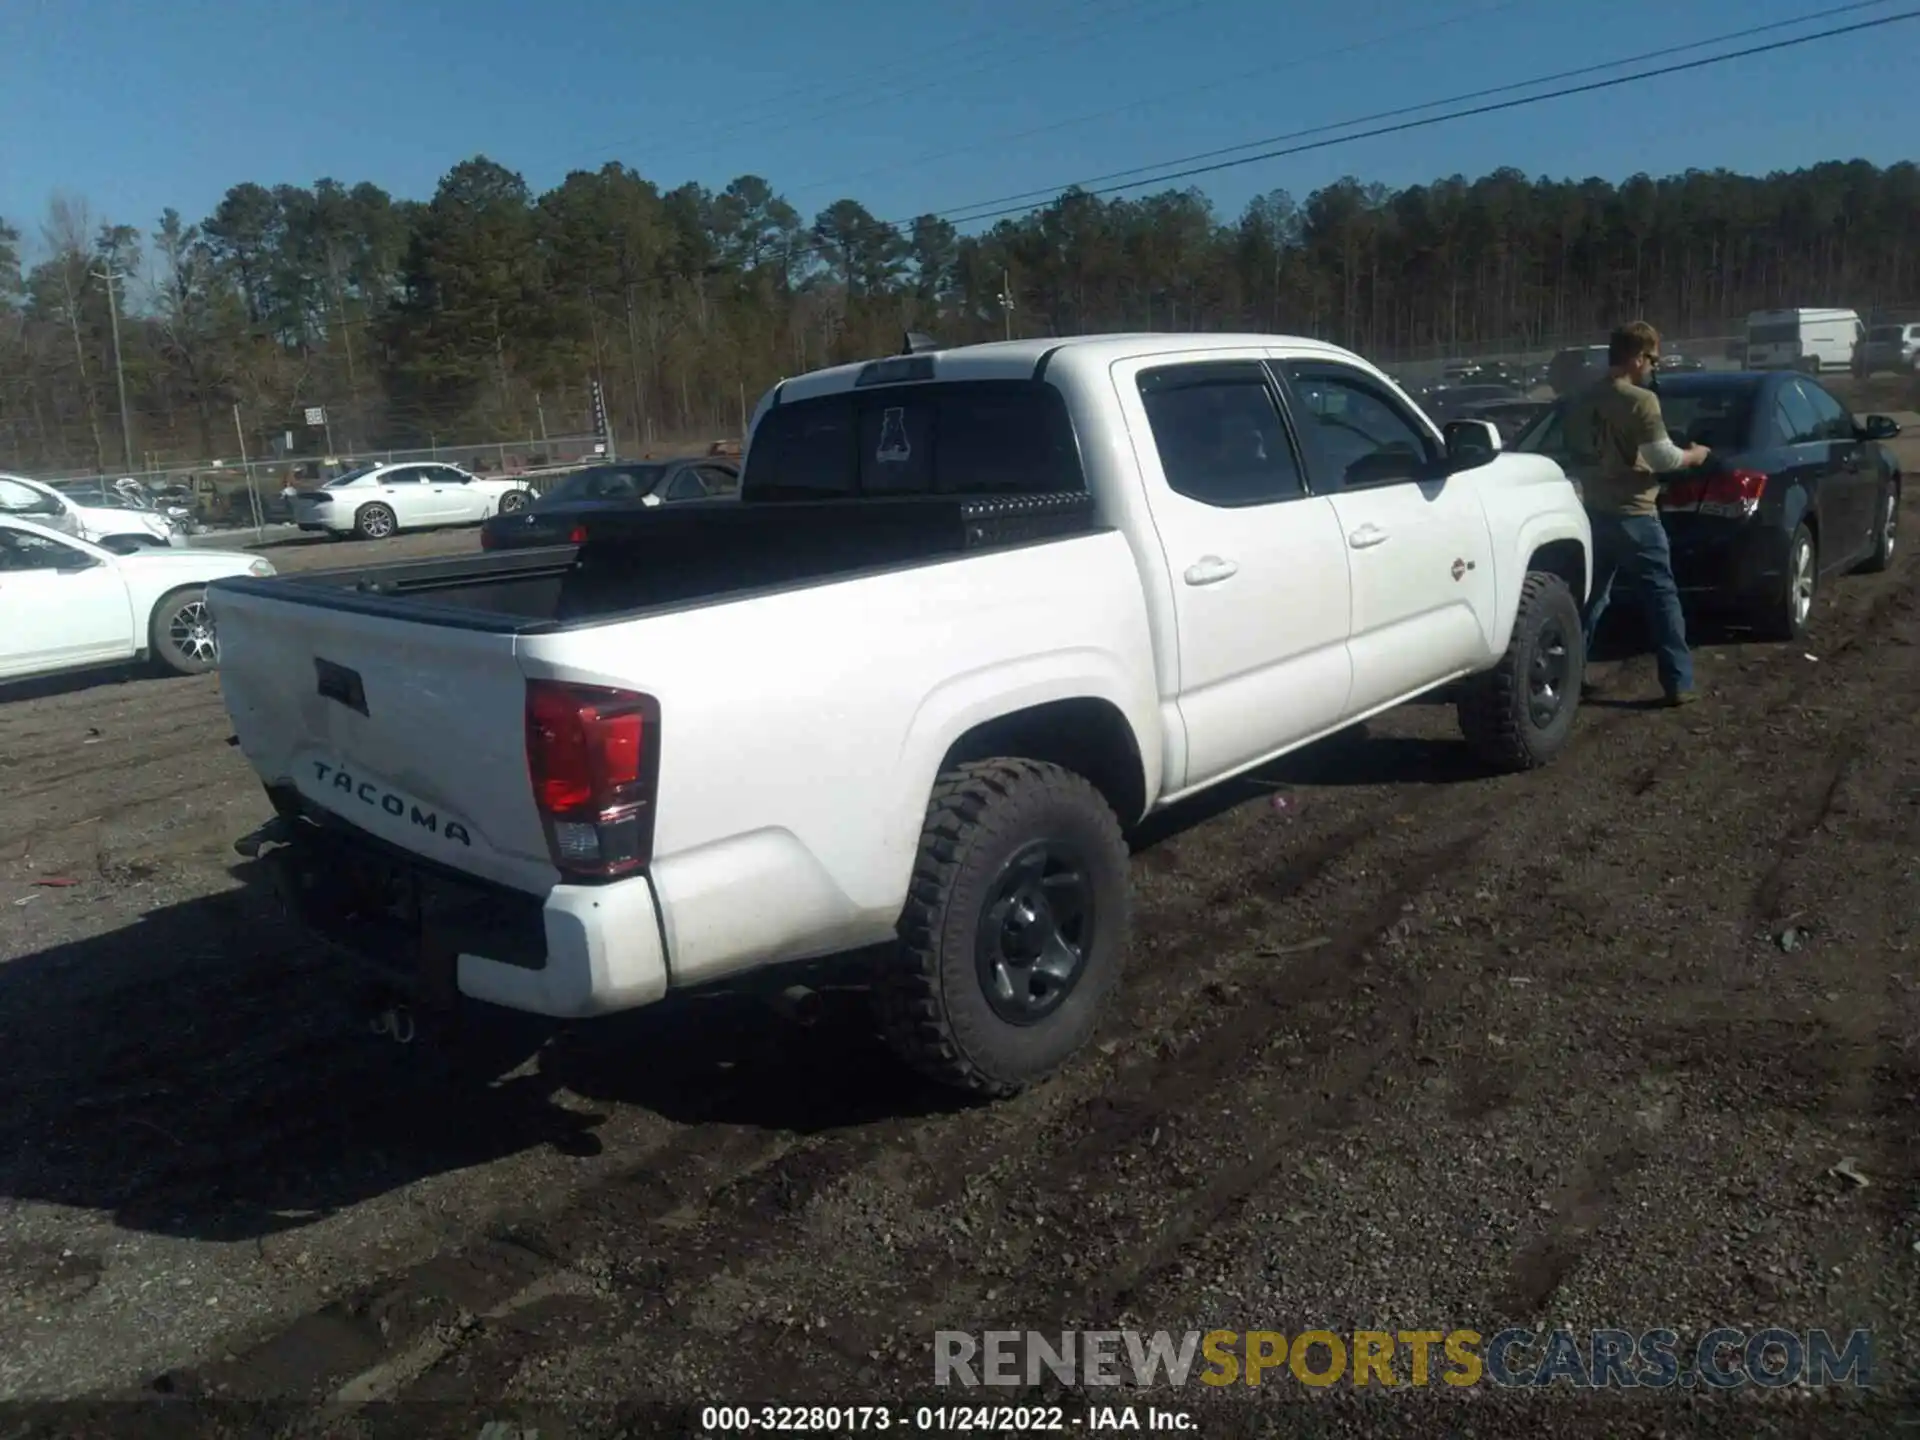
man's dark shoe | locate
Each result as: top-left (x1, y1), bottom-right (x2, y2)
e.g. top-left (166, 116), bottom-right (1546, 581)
top-left (1663, 689), bottom-right (1700, 707)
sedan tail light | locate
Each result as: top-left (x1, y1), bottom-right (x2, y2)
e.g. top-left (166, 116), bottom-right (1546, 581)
top-left (1661, 469), bottom-right (1768, 518)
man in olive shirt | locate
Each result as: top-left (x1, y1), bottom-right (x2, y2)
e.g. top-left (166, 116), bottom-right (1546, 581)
top-left (1563, 321), bottom-right (1711, 706)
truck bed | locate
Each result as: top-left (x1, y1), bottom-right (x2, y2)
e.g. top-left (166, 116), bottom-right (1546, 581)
top-left (212, 491), bottom-right (1100, 633)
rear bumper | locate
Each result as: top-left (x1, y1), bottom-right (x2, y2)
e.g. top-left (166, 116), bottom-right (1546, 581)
top-left (1664, 515), bottom-right (1788, 609)
top-left (245, 799), bottom-right (669, 1018)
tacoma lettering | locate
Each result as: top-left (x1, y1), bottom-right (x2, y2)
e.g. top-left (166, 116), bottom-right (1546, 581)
top-left (309, 761), bottom-right (471, 846)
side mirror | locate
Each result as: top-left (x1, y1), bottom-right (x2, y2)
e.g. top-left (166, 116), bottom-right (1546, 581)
top-left (1444, 419), bottom-right (1502, 467)
top-left (1859, 413), bottom-right (1901, 441)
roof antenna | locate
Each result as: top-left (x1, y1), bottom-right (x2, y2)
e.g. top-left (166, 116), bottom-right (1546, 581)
top-left (901, 330), bottom-right (939, 355)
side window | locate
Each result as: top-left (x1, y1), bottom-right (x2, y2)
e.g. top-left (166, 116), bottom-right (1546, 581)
top-left (0, 480), bottom-right (55, 515)
top-left (433, 466), bottom-right (472, 484)
top-left (0, 529), bottom-right (79, 572)
top-left (1285, 363), bottom-right (1439, 488)
top-left (1796, 381), bottom-right (1852, 441)
top-left (381, 467), bottom-right (423, 486)
top-left (1136, 361), bottom-right (1306, 507)
top-left (695, 464), bottom-right (739, 495)
top-left (663, 468), bottom-right (709, 501)
top-left (1775, 384), bottom-right (1821, 445)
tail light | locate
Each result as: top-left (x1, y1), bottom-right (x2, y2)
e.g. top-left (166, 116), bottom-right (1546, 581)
top-left (525, 680), bottom-right (661, 880)
top-left (1661, 469), bottom-right (1767, 519)
top-left (568, 523), bottom-right (588, 543)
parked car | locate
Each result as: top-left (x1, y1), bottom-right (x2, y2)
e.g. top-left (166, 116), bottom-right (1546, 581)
top-left (1745, 307), bottom-right (1863, 375)
top-left (0, 473), bottom-right (180, 552)
top-left (211, 330), bottom-right (1591, 1099)
top-left (1420, 382), bottom-right (1529, 425)
top-left (1547, 345), bottom-right (1611, 396)
top-left (479, 457), bottom-right (740, 551)
top-left (0, 515), bottom-right (274, 681)
top-left (288, 461), bottom-right (537, 540)
top-left (1511, 370), bottom-right (1900, 641)
top-left (1858, 322), bottom-right (1920, 375)
top-left (1656, 351), bottom-right (1705, 373)
top-left (1453, 397), bottom-right (1550, 444)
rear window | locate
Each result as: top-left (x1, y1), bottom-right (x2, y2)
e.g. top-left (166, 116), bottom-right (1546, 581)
top-left (742, 380), bottom-right (1083, 499)
top-left (1749, 324), bottom-right (1798, 345)
top-left (1656, 388), bottom-right (1755, 450)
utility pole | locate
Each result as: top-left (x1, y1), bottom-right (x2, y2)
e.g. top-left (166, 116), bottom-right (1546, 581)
top-left (93, 262), bottom-right (136, 474)
top-left (233, 403), bottom-right (263, 538)
top-left (535, 392), bottom-right (549, 443)
top-left (998, 269), bottom-right (1015, 341)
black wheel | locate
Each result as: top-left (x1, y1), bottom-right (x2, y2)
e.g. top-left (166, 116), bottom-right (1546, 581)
top-left (1754, 523), bottom-right (1817, 640)
top-left (150, 586), bottom-right (218, 676)
top-left (354, 502), bottom-right (397, 540)
top-left (873, 758), bottom-right (1130, 1098)
top-left (1856, 483), bottom-right (1897, 574)
top-left (498, 489), bottom-right (532, 514)
top-left (1455, 570), bottom-right (1584, 772)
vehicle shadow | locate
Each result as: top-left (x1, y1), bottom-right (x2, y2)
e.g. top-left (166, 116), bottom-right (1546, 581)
top-left (1128, 720), bottom-right (1486, 851)
top-left (0, 862), bottom-right (960, 1245)
top-left (0, 662), bottom-right (170, 705)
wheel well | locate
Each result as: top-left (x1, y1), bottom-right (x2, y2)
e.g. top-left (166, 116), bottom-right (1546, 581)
top-left (940, 698), bottom-right (1147, 828)
top-left (1528, 538), bottom-right (1587, 603)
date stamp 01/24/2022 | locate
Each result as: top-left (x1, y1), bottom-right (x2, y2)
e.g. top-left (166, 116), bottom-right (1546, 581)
top-left (690, 1404), bottom-right (1194, 1432)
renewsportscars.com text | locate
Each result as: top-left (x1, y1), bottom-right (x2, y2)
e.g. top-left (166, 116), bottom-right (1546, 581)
top-left (934, 1328), bottom-right (1874, 1389)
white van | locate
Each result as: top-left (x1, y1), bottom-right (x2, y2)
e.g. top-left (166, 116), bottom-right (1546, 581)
top-left (1744, 308), bottom-right (1863, 374)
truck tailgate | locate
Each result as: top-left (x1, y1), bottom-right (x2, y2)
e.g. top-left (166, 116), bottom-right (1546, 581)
top-left (213, 585), bottom-right (555, 894)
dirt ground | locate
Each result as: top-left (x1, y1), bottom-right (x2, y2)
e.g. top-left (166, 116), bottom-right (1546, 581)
top-left (2, 455), bottom-right (1918, 1436)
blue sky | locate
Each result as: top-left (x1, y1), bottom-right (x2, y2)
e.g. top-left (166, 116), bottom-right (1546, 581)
top-left (1, 0), bottom-right (1914, 263)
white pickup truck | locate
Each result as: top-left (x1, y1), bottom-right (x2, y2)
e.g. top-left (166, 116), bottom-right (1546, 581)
top-left (211, 332), bottom-right (1591, 1097)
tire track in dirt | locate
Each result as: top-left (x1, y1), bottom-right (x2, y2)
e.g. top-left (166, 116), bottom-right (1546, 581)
top-left (0, 679), bottom-right (224, 748)
top-left (1, 732), bottom-right (232, 807)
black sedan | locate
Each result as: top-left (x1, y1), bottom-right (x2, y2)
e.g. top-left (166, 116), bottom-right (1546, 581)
top-left (1512, 371), bottom-right (1901, 641)
top-left (480, 456), bottom-right (739, 550)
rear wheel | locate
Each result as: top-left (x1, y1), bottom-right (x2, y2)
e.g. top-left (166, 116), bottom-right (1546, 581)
top-left (150, 586), bottom-right (218, 676)
top-left (1755, 523), bottom-right (1817, 640)
top-left (873, 759), bottom-right (1130, 1099)
top-left (1456, 570), bottom-right (1584, 772)
top-left (497, 489), bottom-right (532, 514)
top-left (1856, 483), bottom-right (1898, 574)
top-left (354, 502), bottom-right (396, 540)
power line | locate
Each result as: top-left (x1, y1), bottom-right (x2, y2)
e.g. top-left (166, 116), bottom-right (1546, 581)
top-left (917, 0), bottom-right (1905, 229)
top-left (783, 0), bottom-right (1534, 203)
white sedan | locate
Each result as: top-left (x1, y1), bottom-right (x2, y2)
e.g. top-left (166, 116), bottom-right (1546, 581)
top-left (0, 516), bottom-right (274, 682)
top-left (0, 472), bottom-right (180, 552)
top-left (289, 461), bottom-right (536, 540)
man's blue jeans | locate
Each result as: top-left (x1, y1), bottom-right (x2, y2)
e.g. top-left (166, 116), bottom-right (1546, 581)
top-left (1583, 512), bottom-right (1695, 696)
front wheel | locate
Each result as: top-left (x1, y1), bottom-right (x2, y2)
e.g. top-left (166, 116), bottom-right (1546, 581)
top-left (150, 586), bottom-right (218, 676)
top-left (1455, 570), bottom-right (1584, 772)
top-left (873, 758), bottom-right (1131, 1099)
top-left (1754, 523), bottom-right (1817, 640)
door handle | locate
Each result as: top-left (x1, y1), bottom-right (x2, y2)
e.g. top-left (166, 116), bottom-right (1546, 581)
top-left (1182, 556), bottom-right (1239, 586)
top-left (1348, 523), bottom-right (1389, 548)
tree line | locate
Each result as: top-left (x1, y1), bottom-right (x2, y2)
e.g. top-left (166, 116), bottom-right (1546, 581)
top-left (1, 156), bottom-right (1914, 473)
